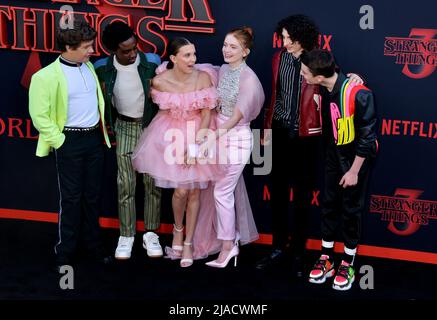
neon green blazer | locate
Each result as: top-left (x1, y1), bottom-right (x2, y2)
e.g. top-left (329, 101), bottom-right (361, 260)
top-left (29, 57), bottom-right (110, 157)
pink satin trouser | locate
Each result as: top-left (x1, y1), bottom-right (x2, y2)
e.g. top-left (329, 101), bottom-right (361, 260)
top-left (214, 114), bottom-right (252, 240)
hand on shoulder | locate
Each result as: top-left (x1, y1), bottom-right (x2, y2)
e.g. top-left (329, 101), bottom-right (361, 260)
top-left (196, 70), bottom-right (213, 90)
top-left (151, 72), bottom-right (168, 91)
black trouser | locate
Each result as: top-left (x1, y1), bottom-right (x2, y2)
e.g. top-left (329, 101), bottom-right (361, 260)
top-left (270, 125), bottom-right (320, 254)
top-left (321, 145), bottom-right (371, 250)
top-left (54, 128), bottom-right (104, 264)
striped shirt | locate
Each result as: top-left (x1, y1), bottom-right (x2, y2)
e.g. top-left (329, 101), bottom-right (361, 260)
top-left (272, 51), bottom-right (302, 135)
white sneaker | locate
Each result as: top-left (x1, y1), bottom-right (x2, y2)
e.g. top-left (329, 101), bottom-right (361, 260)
top-left (143, 232), bottom-right (163, 258)
top-left (114, 236), bottom-right (135, 260)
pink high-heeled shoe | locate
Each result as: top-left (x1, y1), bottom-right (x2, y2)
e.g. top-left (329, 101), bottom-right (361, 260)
top-left (205, 245), bottom-right (239, 268)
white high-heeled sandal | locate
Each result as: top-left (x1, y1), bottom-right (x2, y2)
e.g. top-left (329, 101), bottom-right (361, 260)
top-left (172, 224), bottom-right (184, 256)
top-left (180, 242), bottom-right (193, 268)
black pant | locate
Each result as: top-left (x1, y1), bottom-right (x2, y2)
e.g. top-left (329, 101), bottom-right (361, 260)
top-left (54, 128), bottom-right (104, 264)
top-left (321, 146), bottom-right (371, 250)
top-left (270, 126), bottom-right (320, 254)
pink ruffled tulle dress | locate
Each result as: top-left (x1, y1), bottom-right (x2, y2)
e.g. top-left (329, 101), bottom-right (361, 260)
top-left (131, 67), bottom-right (220, 190)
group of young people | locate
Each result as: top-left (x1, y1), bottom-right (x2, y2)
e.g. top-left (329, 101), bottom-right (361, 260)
top-left (29, 14), bottom-right (377, 291)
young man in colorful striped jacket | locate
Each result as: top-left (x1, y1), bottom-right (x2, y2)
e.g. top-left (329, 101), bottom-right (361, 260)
top-left (301, 49), bottom-right (378, 291)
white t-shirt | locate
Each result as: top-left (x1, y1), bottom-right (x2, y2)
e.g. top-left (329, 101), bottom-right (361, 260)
top-left (113, 55), bottom-right (145, 118)
top-left (61, 63), bottom-right (100, 128)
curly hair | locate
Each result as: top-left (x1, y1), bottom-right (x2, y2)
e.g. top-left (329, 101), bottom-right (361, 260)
top-left (102, 21), bottom-right (135, 52)
top-left (276, 14), bottom-right (319, 51)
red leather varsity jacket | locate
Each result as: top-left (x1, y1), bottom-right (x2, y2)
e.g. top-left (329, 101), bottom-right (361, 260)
top-left (264, 48), bottom-right (322, 137)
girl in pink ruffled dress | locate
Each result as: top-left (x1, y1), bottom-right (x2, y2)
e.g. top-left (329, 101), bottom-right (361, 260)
top-left (192, 27), bottom-right (265, 267)
top-left (132, 38), bottom-right (219, 267)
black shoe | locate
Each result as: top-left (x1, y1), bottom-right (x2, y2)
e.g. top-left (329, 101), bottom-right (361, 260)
top-left (255, 249), bottom-right (285, 270)
top-left (91, 252), bottom-right (114, 265)
top-left (87, 247), bottom-right (114, 265)
top-left (291, 255), bottom-right (304, 278)
top-left (95, 251), bottom-right (114, 265)
top-left (98, 254), bottom-right (114, 265)
top-left (51, 263), bottom-right (62, 274)
top-left (51, 260), bottom-right (73, 274)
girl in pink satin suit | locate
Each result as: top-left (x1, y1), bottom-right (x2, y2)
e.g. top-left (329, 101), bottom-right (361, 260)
top-left (193, 27), bottom-right (265, 267)
top-left (132, 38), bottom-right (220, 267)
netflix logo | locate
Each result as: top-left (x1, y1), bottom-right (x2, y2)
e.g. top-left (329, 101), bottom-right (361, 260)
top-left (273, 33), bottom-right (332, 51)
top-left (381, 118), bottom-right (437, 140)
top-left (263, 185), bottom-right (321, 206)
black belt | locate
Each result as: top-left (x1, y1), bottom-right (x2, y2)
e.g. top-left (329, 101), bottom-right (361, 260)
top-left (63, 123), bottom-right (100, 132)
top-left (272, 118), bottom-right (291, 129)
top-left (118, 114), bottom-right (143, 123)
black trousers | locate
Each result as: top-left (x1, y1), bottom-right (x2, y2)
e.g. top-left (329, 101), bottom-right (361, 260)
top-left (270, 125), bottom-right (320, 254)
top-left (321, 145), bottom-right (371, 250)
top-left (54, 128), bottom-right (105, 264)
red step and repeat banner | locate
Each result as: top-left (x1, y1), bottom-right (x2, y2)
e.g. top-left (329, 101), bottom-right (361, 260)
top-left (0, 0), bottom-right (436, 263)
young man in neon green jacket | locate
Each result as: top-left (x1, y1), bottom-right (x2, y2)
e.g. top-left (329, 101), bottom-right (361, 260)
top-left (29, 20), bottom-right (112, 272)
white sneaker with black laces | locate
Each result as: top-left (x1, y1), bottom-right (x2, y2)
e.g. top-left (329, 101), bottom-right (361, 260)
top-left (115, 236), bottom-right (135, 260)
top-left (143, 232), bottom-right (163, 258)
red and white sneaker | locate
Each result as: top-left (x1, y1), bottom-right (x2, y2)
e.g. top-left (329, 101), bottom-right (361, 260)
top-left (332, 260), bottom-right (355, 291)
top-left (308, 254), bottom-right (335, 284)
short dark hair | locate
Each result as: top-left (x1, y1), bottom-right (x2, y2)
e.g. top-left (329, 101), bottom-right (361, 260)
top-left (166, 37), bottom-right (192, 69)
top-left (102, 21), bottom-right (135, 52)
top-left (57, 19), bottom-right (97, 52)
top-left (276, 14), bottom-right (319, 51)
top-left (300, 49), bottom-right (336, 78)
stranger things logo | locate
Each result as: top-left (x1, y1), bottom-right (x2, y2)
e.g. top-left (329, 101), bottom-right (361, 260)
top-left (0, 0), bottom-right (215, 56)
top-left (384, 28), bottom-right (437, 79)
top-left (370, 189), bottom-right (437, 236)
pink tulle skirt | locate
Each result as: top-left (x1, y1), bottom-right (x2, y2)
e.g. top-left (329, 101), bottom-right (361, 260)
top-left (132, 110), bottom-right (221, 189)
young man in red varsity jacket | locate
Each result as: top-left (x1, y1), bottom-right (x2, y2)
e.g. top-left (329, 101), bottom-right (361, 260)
top-left (257, 14), bottom-right (363, 278)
